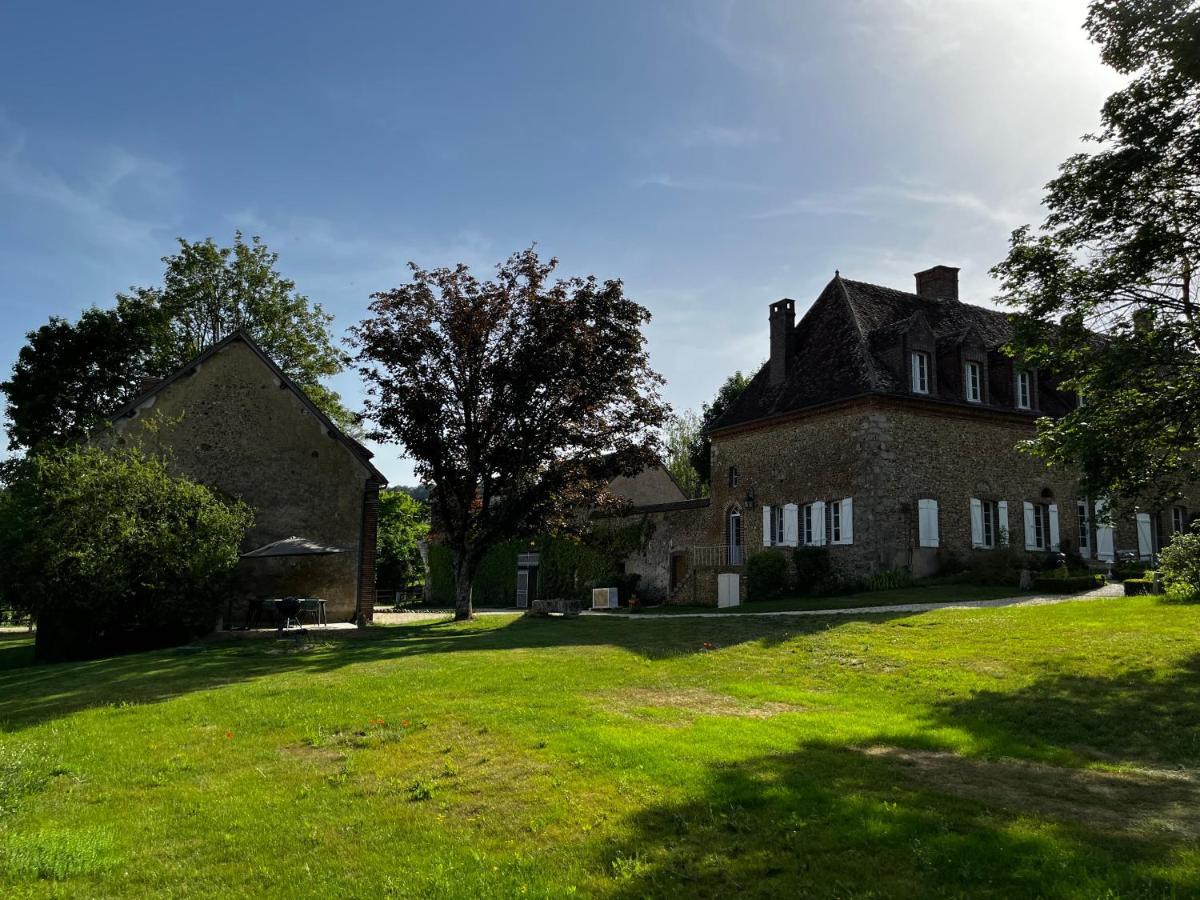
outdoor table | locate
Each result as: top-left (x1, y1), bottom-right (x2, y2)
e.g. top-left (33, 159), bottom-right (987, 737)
top-left (243, 597), bottom-right (328, 629)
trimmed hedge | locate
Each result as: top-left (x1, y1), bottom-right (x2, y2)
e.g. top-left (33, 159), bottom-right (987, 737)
top-left (427, 526), bottom-right (648, 606)
top-left (1123, 578), bottom-right (1157, 597)
top-left (747, 551), bottom-right (789, 599)
top-left (1031, 574), bottom-right (1106, 594)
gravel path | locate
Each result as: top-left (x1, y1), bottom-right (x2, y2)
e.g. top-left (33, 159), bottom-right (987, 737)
top-left (578, 583), bottom-right (1126, 620)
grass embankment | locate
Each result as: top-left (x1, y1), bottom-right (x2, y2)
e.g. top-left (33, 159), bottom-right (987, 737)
top-left (1, 593), bottom-right (1197, 897)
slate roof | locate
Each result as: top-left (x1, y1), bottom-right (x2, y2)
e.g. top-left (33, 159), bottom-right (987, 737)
top-left (107, 330), bottom-right (387, 484)
top-left (711, 274), bottom-right (1066, 432)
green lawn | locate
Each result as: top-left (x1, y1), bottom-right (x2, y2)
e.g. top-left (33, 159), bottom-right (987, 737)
top-left (648, 582), bottom-right (1019, 614)
top-left (1, 595), bottom-right (1199, 897)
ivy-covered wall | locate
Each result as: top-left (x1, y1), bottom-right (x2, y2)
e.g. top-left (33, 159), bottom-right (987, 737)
top-left (426, 520), bottom-right (653, 606)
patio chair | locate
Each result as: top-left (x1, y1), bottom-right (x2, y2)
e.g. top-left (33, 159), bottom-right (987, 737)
top-left (298, 598), bottom-right (326, 627)
top-left (277, 597), bottom-right (302, 631)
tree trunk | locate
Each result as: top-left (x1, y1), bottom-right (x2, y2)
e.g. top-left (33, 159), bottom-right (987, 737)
top-left (453, 557), bottom-right (474, 621)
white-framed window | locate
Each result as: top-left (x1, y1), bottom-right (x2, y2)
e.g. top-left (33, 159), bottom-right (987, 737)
top-left (964, 361), bottom-right (982, 403)
top-left (803, 504), bottom-right (814, 545)
top-left (1077, 499), bottom-right (1091, 553)
top-left (1023, 501), bottom-right (1060, 551)
top-left (1016, 371), bottom-right (1032, 410)
top-left (827, 497), bottom-right (854, 545)
top-left (728, 466), bottom-right (739, 488)
top-left (770, 505), bottom-right (785, 545)
top-left (918, 498), bottom-right (939, 548)
top-left (831, 501), bottom-right (841, 543)
top-left (1173, 506), bottom-right (1188, 534)
top-left (911, 351), bottom-right (930, 394)
top-left (970, 498), bottom-right (997, 549)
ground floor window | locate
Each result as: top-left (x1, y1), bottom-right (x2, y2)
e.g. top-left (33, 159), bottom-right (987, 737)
top-left (1173, 506), bottom-right (1188, 534)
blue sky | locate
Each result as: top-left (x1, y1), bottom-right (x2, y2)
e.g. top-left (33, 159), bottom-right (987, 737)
top-left (0, 0), bottom-right (1119, 485)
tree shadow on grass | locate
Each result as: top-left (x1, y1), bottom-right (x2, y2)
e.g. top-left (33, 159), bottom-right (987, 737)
top-left (927, 652), bottom-right (1200, 768)
top-left (601, 739), bottom-right (1200, 899)
top-left (0, 611), bottom-right (906, 732)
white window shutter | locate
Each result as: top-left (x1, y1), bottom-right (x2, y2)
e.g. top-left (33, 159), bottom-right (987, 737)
top-left (969, 498), bottom-right (983, 548)
top-left (911, 353), bottom-right (919, 390)
top-left (1023, 502), bottom-right (1037, 550)
top-left (813, 501), bottom-right (826, 545)
top-left (783, 503), bottom-right (799, 547)
top-left (762, 506), bottom-right (772, 546)
top-left (997, 501), bottom-right (1009, 546)
top-left (1048, 503), bottom-right (1061, 551)
top-left (1096, 498), bottom-right (1115, 562)
top-left (841, 498), bottom-right (854, 545)
top-left (918, 499), bottom-right (939, 548)
top-left (1136, 512), bottom-right (1153, 559)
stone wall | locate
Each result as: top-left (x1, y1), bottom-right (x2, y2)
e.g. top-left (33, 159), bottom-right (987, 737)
top-left (705, 396), bottom-right (1200, 583)
top-left (604, 499), bottom-right (709, 602)
top-left (107, 339), bottom-right (376, 623)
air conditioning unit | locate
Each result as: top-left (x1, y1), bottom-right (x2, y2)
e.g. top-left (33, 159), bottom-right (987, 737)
top-left (591, 587), bottom-right (619, 610)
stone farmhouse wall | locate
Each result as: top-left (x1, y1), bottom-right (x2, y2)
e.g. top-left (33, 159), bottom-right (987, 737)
top-left (106, 339), bottom-right (378, 624)
top-left (606, 500), bottom-right (709, 602)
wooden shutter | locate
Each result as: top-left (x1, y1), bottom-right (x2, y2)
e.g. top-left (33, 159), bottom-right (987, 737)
top-left (1136, 512), bottom-right (1153, 559)
top-left (1048, 503), bottom-right (1061, 551)
top-left (918, 499), bottom-right (939, 548)
top-left (813, 501), bottom-right (826, 546)
top-left (969, 498), bottom-right (983, 548)
top-left (1095, 498), bottom-right (1115, 561)
top-left (783, 503), bottom-right (799, 547)
top-left (762, 506), bottom-right (772, 547)
top-left (1023, 502), bottom-right (1037, 550)
top-left (841, 498), bottom-right (854, 545)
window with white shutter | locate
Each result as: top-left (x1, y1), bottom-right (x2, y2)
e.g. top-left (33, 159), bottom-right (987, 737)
top-left (918, 498), bottom-right (939, 548)
top-left (1077, 499), bottom-right (1091, 554)
top-left (1048, 503), bottom-right (1060, 551)
top-left (1016, 371), bottom-right (1032, 409)
top-left (1023, 501), bottom-right (1038, 550)
top-left (911, 352), bottom-right (929, 394)
top-left (829, 497), bottom-right (854, 545)
top-left (964, 362), bottom-right (982, 403)
top-left (783, 503), bottom-right (799, 547)
top-left (970, 498), bottom-right (984, 548)
top-left (762, 506), bottom-right (772, 547)
top-left (997, 500), bottom-right (1009, 546)
top-left (813, 500), bottom-right (826, 546)
top-left (1095, 498), bottom-right (1115, 562)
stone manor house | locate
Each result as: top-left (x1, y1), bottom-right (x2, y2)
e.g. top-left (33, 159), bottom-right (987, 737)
top-left (615, 265), bottom-right (1199, 604)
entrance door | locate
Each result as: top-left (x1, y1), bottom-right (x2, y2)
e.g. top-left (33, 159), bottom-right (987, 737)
top-left (727, 508), bottom-right (744, 565)
top-left (670, 552), bottom-right (687, 592)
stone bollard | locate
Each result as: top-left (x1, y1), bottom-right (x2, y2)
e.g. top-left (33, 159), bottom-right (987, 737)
top-left (1019, 568), bottom-right (1034, 591)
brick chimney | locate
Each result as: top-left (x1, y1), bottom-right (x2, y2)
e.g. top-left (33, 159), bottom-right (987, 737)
top-left (768, 298), bottom-right (796, 385)
top-left (914, 265), bottom-right (960, 301)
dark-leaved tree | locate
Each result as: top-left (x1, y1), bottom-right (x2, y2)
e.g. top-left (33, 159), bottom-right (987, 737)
top-left (687, 370), bottom-right (751, 489)
top-left (2, 232), bottom-right (356, 451)
top-left (993, 0), bottom-right (1200, 505)
top-left (352, 248), bottom-right (668, 620)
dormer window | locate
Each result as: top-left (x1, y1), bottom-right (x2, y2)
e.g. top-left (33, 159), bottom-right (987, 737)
top-left (964, 361), bottom-right (982, 403)
top-left (1016, 371), bottom-right (1032, 409)
top-left (910, 352), bottom-right (930, 395)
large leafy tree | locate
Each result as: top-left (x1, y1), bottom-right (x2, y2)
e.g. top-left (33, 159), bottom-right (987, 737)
top-left (664, 410), bottom-right (705, 499)
top-left (993, 0), bottom-right (1200, 505)
top-left (352, 248), bottom-right (668, 620)
top-left (686, 371), bottom-right (751, 489)
top-left (376, 488), bottom-right (430, 591)
top-left (0, 444), bottom-right (252, 661)
top-left (2, 232), bottom-right (355, 450)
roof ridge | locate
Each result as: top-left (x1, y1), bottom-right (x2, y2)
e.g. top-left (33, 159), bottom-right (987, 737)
top-left (105, 332), bottom-right (386, 484)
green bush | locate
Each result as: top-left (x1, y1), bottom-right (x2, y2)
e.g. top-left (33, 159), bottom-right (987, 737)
top-left (1112, 561), bottom-right (1152, 581)
top-left (0, 445), bottom-right (252, 661)
top-left (1158, 529), bottom-right (1200, 595)
top-left (1031, 574), bottom-right (1106, 594)
top-left (1123, 577), bottom-right (1156, 597)
top-left (791, 547), bottom-right (833, 595)
top-left (747, 551), bottom-right (789, 600)
top-left (864, 569), bottom-right (914, 592)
